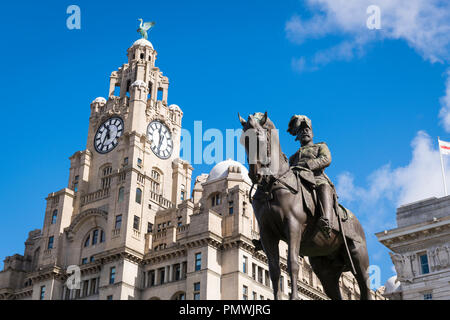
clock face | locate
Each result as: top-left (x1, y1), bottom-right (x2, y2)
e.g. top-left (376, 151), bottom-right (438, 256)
top-left (147, 121), bottom-right (173, 159)
top-left (94, 117), bottom-right (124, 154)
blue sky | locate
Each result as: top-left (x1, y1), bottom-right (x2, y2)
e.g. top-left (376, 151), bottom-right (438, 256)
top-left (1, 0), bottom-right (450, 289)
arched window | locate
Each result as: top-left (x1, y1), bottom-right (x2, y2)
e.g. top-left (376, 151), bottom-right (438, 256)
top-left (180, 185), bottom-right (185, 201)
top-left (51, 210), bottom-right (58, 224)
top-left (92, 229), bottom-right (99, 245)
top-left (172, 292), bottom-right (186, 300)
top-left (136, 188), bottom-right (142, 204)
top-left (118, 187), bottom-right (124, 202)
top-left (84, 235), bottom-right (90, 247)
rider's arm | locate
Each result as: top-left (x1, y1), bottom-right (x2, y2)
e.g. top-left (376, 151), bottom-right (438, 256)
top-left (305, 143), bottom-right (331, 171)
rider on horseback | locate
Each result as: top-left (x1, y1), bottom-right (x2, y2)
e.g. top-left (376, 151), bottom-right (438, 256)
top-left (287, 115), bottom-right (335, 239)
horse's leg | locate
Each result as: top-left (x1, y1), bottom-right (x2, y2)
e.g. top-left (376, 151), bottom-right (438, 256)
top-left (349, 240), bottom-right (372, 300)
top-left (286, 218), bottom-right (302, 300)
top-left (309, 256), bottom-right (344, 300)
top-left (260, 234), bottom-right (281, 300)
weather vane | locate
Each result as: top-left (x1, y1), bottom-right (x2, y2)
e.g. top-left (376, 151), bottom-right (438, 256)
top-left (137, 18), bottom-right (155, 40)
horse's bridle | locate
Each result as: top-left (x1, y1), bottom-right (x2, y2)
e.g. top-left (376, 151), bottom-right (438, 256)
top-left (248, 125), bottom-right (297, 204)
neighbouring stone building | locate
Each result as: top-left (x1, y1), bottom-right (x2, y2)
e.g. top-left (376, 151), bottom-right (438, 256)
top-left (376, 196), bottom-right (450, 300)
top-left (0, 37), bottom-right (384, 300)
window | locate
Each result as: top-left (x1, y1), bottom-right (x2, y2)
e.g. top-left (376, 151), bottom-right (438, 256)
top-left (279, 276), bottom-right (284, 292)
top-left (174, 264), bottom-right (181, 281)
top-left (48, 236), bottom-right (54, 249)
top-left (82, 280), bottom-right (89, 297)
top-left (265, 270), bottom-right (270, 286)
top-left (102, 166), bottom-right (112, 176)
top-left (147, 223), bottom-right (153, 233)
top-left (133, 216), bottom-right (140, 230)
top-left (420, 254), bottom-right (430, 274)
top-left (51, 210), bottom-right (58, 224)
top-left (73, 182), bottom-right (78, 192)
top-left (243, 256), bottom-right (248, 274)
top-left (90, 256), bottom-right (95, 263)
top-left (84, 235), bottom-right (90, 247)
top-left (194, 282), bottom-right (200, 300)
top-left (258, 266), bottom-right (263, 283)
top-left (228, 201), bottom-right (234, 215)
top-left (149, 270), bottom-right (155, 286)
top-left (101, 177), bottom-right (111, 189)
top-left (40, 286), bottom-right (46, 300)
top-left (92, 229), bottom-right (99, 245)
top-left (137, 158), bottom-right (142, 168)
top-left (82, 258), bottom-right (88, 265)
top-left (118, 187), bottom-right (124, 202)
top-left (109, 267), bottom-right (116, 284)
top-left (136, 188), bottom-right (142, 204)
top-left (89, 278), bottom-right (97, 295)
top-left (181, 184), bottom-right (185, 201)
top-left (174, 293), bottom-right (185, 300)
top-left (195, 253), bottom-right (202, 271)
top-left (253, 291), bottom-right (257, 300)
top-left (115, 215), bottom-right (122, 229)
top-left (100, 230), bottom-right (105, 243)
top-left (424, 292), bottom-right (433, 300)
top-left (107, 295), bottom-right (113, 300)
top-left (151, 170), bottom-right (161, 180)
top-left (243, 285), bottom-right (248, 300)
top-left (211, 194), bottom-right (221, 207)
top-left (123, 157), bottom-right (128, 165)
top-left (252, 263), bottom-right (256, 280)
top-left (159, 268), bottom-right (165, 285)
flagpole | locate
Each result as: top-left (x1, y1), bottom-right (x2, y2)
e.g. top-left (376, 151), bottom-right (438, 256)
top-left (438, 137), bottom-right (448, 196)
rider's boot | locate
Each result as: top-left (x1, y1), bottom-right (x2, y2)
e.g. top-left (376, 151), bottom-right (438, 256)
top-left (317, 184), bottom-right (333, 239)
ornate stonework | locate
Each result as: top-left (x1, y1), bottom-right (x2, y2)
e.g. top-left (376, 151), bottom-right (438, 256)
top-left (0, 39), bottom-right (384, 301)
top-left (377, 197), bottom-right (450, 300)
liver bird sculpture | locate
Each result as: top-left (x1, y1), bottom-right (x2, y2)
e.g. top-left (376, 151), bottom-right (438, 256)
top-left (137, 19), bottom-right (155, 40)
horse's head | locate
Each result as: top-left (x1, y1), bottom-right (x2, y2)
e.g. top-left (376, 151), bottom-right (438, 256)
top-left (238, 111), bottom-right (272, 184)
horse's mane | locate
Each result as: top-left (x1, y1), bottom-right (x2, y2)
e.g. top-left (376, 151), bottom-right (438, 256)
top-left (257, 115), bottom-right (288, 163)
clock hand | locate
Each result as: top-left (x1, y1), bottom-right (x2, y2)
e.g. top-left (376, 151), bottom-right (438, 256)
top-left (157, 126), bottom-right (164, 150)
top-left (104, 127), bottom-right (110, 143)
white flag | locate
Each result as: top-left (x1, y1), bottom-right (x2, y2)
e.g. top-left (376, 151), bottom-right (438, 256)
top-left (439, 138), bottom-right (450, 155)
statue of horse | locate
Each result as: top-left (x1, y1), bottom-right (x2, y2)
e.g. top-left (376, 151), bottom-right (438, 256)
top-left (238, 111), bottom-right (371, 300)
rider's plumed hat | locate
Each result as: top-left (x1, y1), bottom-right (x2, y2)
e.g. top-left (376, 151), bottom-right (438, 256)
top-left (287, 115), bottom-right (312, 136)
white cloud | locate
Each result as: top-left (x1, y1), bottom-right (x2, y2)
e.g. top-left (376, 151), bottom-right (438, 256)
top-left (286, 0), bottom-right (450, 69)
top-left (286, 1), bottom-right (450, 131)
top-left (337, 130), bottom-right (447, 210)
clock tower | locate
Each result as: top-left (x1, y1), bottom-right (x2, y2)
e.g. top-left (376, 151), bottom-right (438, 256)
top-left (61, 37), bottom-right (193, 298)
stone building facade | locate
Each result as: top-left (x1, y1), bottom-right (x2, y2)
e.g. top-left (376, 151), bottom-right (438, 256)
top-left (376, 196), bottom-right (450, 300)
top-left (0, 38), bottom-right (383, 300)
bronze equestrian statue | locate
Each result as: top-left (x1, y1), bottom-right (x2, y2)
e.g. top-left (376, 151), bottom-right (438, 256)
top-left (238, 112), bottom-right (371, 300)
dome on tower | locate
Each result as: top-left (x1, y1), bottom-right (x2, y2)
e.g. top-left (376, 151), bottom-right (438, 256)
top-left (92, 97), bottom-right (106, 104)
top-left (206, 159), bottom-right (251, 184)
top-left (169, 104), bottom-right (182, 112)
top-left (131, 38), bottom-right (153, 49)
